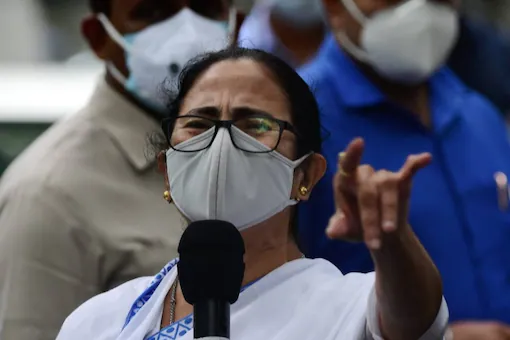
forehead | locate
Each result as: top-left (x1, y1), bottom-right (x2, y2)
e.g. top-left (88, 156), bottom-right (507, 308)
top-left (179, 59), bottom-right (291, 121)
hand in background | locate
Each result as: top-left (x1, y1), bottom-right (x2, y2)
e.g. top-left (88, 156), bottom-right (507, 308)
top-left (450, 321), bottom-right (510, 340)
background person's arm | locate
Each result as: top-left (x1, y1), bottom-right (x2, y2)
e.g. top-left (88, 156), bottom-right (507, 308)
top-left (0, 182), bottom-right (103, 340)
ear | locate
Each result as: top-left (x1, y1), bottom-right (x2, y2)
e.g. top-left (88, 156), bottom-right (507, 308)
top-left (157, 151), bottom-right (170, 191)
top-left (321, 0), bottom-right (347, 32)
top-left (81, 14), bottom-right (111, 60)
top-left (293, 153), bottom-right (327, 201)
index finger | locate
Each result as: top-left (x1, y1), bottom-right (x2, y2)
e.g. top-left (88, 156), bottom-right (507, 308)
top-left (338, 138), bottom-right (365, 182)
top-left (333, 138), bottom-right (364, 210)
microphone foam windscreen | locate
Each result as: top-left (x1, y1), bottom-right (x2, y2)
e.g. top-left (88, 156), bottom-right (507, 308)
top-left (178, 220), bottom-right (245, 305)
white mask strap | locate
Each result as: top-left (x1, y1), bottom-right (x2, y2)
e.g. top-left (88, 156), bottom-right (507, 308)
top-left (97, 13), bottom-right (133, 52)
top-left (335, 31), bottom-right (370, 63)
top-left (106, 61), bottom-right (128, 85)
top-left (341, 0), bottom-right (367, 25)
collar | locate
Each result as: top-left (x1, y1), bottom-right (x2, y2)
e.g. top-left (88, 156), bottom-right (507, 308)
top-left (86, 78), bottom-right (161, 172)
top-left (321, 35), bottom-right (385, 108)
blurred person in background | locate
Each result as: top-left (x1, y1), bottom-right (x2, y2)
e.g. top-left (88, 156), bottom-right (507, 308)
top-left (298, 0), bottom-right (510, 338)
top-left (238, 0), bottom-right (510, 118)
top-left (238, 0), bottom-right (326, 68)
top-left (0, 0), bottom-right (237, 339)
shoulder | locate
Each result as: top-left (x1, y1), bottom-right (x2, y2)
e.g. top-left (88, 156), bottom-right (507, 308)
top-left (441, 68), bottom-right (509, 138)
top-left (0, 106), bottom-right (118, 245)
top-left (237, 4), bottom-right (272, 49)
top-left (57, 276), bottom-right (152, 340)
top-left (0, 108), bottom-right (114, 193)
top-left (0, 99), bottom-right (131, 209)
top-left (298, 54), bottom-right (333, 92)
top-left (461, 87), bottom-right (506, 127)
top-left (298, 34), bottom-right (338, 87)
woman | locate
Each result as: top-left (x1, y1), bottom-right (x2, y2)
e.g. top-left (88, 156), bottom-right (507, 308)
top-left (56, 47), bottom-right (448, 340)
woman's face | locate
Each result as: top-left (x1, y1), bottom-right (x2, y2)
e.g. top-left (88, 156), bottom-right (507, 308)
top-left (172, 59), bottom-right (298, 160)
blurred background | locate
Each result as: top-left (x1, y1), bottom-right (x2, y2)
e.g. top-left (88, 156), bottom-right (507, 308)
top-left (0, 0), bottom-right (509, 175)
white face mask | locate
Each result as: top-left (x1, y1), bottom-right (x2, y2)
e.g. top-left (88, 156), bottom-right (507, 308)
top-left (97, 8), bottom-right (236, 111)
top-left (336, 0), bottom-right (459, 84)
top-left (166, 127), bottom-right (309, 231)
top-left (271, 0), bottom-right (324, 27)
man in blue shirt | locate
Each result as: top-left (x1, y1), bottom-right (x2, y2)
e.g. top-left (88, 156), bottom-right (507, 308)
top-left (238, 0), bottom-right (326, 68)
top-left (299, 0), bottom-right (510, 337)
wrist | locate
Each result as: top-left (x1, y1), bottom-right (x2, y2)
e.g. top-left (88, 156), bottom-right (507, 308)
top-left (371, 223), bottom-right (415, 259)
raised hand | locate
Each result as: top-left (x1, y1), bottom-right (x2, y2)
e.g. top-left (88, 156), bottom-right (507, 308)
top-left (326, 138), bottom-right (432, 250)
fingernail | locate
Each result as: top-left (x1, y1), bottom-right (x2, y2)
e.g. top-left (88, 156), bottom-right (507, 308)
top-left (382, 221), bottom-right (396, 232)
top-left (368, 239), bottom-right (381, 250)
top-left (325, 216), bottom-right (338, 234)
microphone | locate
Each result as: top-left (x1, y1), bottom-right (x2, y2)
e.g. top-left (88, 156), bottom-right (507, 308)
top-left (178, 220), bottom-right (245, 340)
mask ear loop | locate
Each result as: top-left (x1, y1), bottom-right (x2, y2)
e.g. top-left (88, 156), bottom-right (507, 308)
top-left (96, 13), bottom-right (155, 98)
top-left (335, 0), bottom-right (371, 63)
top-left (96, 13), bottom-right (131, 87)
top-left (341, 0), bottom-right (367, 25)
top-left (97, 13), bottom-right (133, 53)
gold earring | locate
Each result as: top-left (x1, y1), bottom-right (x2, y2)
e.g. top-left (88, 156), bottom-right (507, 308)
top-left (163, 190), bottom-right (172, 203)
top-left (299, 186), bottom-right (308, 196)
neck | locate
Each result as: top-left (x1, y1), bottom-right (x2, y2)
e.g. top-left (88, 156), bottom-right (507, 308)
top-left (357, 62), bottom-right (432, 127)
top-left (269, 14), bottom-right (325, 66)
top-left (240, 212), bottom-right (301, 285)
top-left (104, 69), bottom-right (164, 123)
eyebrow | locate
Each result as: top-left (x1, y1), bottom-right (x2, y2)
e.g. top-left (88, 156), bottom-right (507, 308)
top-left (184, 106), bottom-right (275, 120)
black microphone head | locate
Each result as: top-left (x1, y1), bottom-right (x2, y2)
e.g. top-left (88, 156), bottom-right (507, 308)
top-left (178, 220), bottom-right (245, 305)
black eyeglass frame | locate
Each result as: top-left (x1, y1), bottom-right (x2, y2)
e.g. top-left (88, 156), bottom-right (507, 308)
top-left (161, 114), bottom-right (302, 154)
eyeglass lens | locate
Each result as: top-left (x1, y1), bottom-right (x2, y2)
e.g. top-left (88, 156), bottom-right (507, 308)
top-left (169, 116), bottom-right (282, 152)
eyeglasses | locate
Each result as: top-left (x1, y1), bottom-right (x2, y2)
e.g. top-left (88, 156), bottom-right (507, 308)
top-left (162, 114), bottom-right (300, 153)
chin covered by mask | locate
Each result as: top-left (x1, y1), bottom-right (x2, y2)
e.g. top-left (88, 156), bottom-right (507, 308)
top-left (166, 127), bottom-right (309, 231)
top-left (97, 8), bottom-right (235, 112)
top-left (271, 0), bottom-right (324, 27)
top-left (336, 0), bottom-right (459, 85)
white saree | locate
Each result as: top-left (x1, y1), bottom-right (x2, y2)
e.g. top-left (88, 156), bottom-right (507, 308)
top-left (57, 258), bottom-right (449, 340)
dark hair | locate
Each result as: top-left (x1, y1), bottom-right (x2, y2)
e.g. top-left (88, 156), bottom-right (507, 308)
top-left (89, 0), bottom-right (111, 16)
top-left (154, 46), bottom-right (322, 245)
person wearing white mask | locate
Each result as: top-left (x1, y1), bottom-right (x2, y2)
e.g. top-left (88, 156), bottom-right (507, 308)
top-left (298, 0), bottom-right (510, 339)
top-left (0, 1), bottom-right (237, 339)
top-left (238, 0), bottom-right (327, 67)
top-left (57, 45), bottom-right (449, 340)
